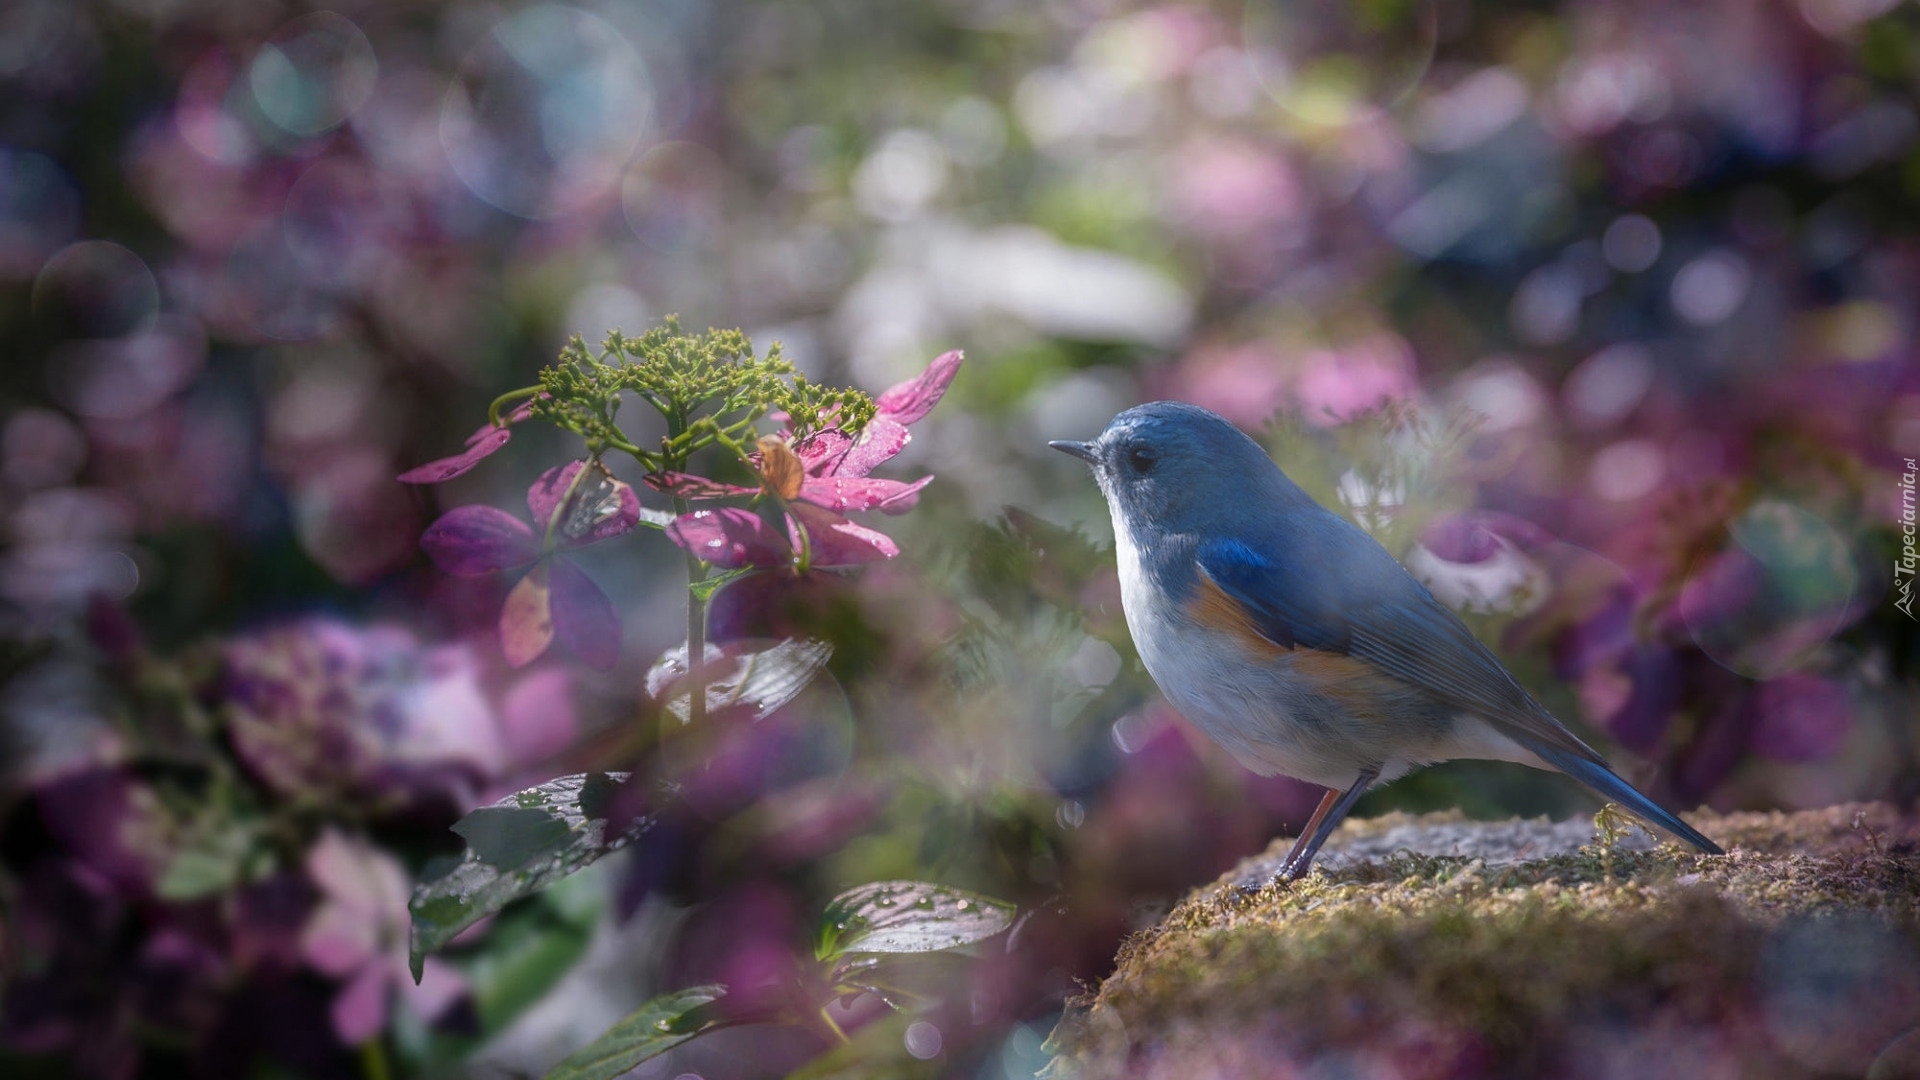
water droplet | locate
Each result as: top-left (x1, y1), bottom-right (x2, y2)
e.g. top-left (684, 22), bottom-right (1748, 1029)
top-left (915, 895), bottom-right (934, 909)
top-left (654, 1018), bottom-right (675, 1033)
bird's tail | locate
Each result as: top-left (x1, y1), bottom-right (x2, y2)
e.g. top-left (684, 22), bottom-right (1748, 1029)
top-left (1529, 743), bottom-right (1723, 854)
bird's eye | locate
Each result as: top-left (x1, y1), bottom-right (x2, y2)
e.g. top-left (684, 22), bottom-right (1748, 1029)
top-left (1126, 444), bottom-right (1158, 474)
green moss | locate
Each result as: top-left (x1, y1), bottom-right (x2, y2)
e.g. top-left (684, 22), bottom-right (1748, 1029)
top-left (1049, 803), bottom-right (1920, 1079)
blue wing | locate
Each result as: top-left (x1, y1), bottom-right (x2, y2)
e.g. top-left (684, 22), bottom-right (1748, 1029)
top-left (1194, 528), bottom-right (1722, 854)
top-left (1193, 529), bottom-right (1596, 762)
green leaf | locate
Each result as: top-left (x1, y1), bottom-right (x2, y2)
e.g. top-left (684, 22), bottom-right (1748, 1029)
top-left (409, 772), bottom-right (645, 981)
top-left (156, 847), bottom-right (243, 900)
top-left (154, 819), bottom-right (257, 901)
top-left (784, 1013), bottom-right (938, 1080)
top-left (452, 807), bottom-right (572, 868)
top-left (646, 637), bottom-right (833, 724)
top-left (543, 985), bottom-right (728, 1080)
top-left (815, 881), bottom-right (1015, 961)
top-left (688, 567), bottom-right (753, 603)
top-left (462, 872), bottom-right (602, 1032)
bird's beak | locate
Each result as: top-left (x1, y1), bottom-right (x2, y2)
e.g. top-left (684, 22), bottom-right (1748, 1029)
top-left (1048, 440), bottom-right (1098, 464)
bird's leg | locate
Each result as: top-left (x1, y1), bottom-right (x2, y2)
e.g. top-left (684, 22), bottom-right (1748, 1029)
top-left (1279, 788), bottom-right (1342, 871)
top-left (1276, 767), bottom-right (1380, 882)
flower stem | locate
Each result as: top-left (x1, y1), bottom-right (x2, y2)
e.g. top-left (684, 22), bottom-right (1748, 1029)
top-left (817, 1004), bottom-right (852, 1046)
top-left (681, 501), bottom-right (709, 729)
top-left (665, 401), bottom-right (709, 728)
top-left (358, 1039), bottom-right (393, 1080)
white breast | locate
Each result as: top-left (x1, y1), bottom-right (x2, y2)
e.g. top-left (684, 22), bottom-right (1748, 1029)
top-left (1109, 517), bottom-right (1385, 789)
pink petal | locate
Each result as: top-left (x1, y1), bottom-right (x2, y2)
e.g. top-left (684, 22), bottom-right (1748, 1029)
top-left (797, 474), bottom-right (934, 514)
top-left (795, 429), bottom-right (854, 476)
top-left (500, 669), bottom-right (578, 765)
top-left (787, 502), bottom-right (898, 566)
top-left (667, 508), bottom-right (789, 569)
top-left (305, 829), bottom-right (411, 915)
top-left (547, 557), bottom-right (620, 670)
top-left (874, 349), bottom-right (963, 425)
top-left (420, 507), bottom-right (539, 575)
top-left (835, 418), bottom-right (911, 478)
top-left (302, 902), bottom-right (378, 977)
top-left (397, 426), bottom-right (511, 484)
top-left (500, 566), bottom-right (554, 667)
top-left (527, 461), bottom-right (641, 548)
top-left (330, 962), bottom-right (391, 1044)
top-left (646, 472), bottom-right (758, 499)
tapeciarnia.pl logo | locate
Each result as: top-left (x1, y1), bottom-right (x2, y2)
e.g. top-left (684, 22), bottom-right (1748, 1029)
top-left (1899, 458), bottom-right (1918, 620)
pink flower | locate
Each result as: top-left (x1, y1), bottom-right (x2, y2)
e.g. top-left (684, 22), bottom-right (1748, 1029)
top-left (300, 830), bottom-right (466, 1045)
top-left (223, 618), bottom-right (508, 807)
top-left (659, 350), bottom-right (960, 570)
top-left (397, 398), bottom-right (538, 484)
top-left (419, 460), bottom-right (639, 668)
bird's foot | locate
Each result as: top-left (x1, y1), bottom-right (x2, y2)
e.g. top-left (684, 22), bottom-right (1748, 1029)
top-left (1268, 858), bottom-right (1311, 887)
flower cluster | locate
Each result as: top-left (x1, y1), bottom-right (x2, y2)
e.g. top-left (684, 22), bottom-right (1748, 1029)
top-left (2, 615), bottom-right (574, 1071)
top-left (402, 321), bottom-right (961, 668)
top-left (657, 350), bottom-right (960, 569)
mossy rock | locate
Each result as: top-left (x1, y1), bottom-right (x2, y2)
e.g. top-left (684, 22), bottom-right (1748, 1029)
top-left (1047, 803), bottom-right (1920, 1079)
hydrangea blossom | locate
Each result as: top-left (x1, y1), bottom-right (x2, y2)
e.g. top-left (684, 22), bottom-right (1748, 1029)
top-left (419, 459), bottom-right (640, 668)
top-left (659, 350), bottom-right (961, 569)
top-left (224, 619), bottom-right (508, 806)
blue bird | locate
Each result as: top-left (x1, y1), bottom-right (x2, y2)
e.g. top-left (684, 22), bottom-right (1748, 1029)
top-left (1050, 401), bottom-right (1721, 881)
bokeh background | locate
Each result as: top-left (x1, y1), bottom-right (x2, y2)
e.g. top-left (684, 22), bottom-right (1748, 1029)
top-left (4, 0), bottom-right (1919, 1076)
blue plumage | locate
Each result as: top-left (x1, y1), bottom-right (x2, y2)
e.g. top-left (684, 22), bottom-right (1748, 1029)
top-left (1051, 401), bottom-right (1721, 882)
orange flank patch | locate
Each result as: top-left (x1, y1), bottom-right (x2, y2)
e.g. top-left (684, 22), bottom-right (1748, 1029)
top-left (1287, 649), bottom-right (1398, 719)
top-left (1188, 571), bottom-right (1290, 658)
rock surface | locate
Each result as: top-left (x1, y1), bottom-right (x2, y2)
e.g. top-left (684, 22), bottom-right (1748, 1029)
top-left (1047, 803), bottom-right (1920, 1080)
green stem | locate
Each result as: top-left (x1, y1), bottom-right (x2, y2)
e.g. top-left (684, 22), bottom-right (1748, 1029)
top-left (665, 402), bottom-right (710, 728)
top-left (680, 496), bottom-right (709, 729)
top-left (358, 1038), bottom-right (393, 1080)
top-left (485, 385), bottom-right (541, 427)
top-left (817, 1005), bottom-right (852, 1046)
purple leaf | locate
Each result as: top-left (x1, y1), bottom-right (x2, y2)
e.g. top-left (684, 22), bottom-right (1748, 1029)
top-left (797, 474), bottom-right (933, 514)
top-left (645, 472), bottom-right (758, 499)
top-left (835, 418), bottom-right (911, 478)
top-left (528, 461), bottom-right (642, 548)
top-left (667, 508), bottom-right (789, 569)
top-left (547, 557), bottom-right (621, 670)
top-left (874, 349), bottom-right (963, 426)
top-left (788, 502), bottom-right (897, 566)
top-left (398, 426), bottom-right (512, 484)
top-left (420, 506), bottom-right (539, 575)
